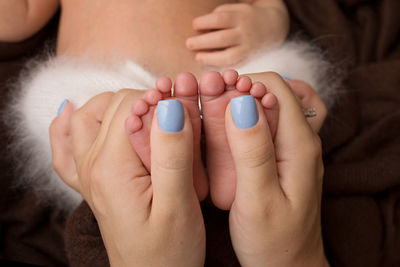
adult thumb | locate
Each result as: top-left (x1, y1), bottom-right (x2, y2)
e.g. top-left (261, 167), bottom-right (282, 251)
top-left (150, 100), bottom-right (198, 213)
top-left (225, 95), bottom-right (284, 207)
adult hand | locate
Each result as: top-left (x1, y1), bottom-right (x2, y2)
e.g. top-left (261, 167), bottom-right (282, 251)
top-left (50, 90), bottom-right (205, 267)
top-left (226, 72), bottom-right (329, 267)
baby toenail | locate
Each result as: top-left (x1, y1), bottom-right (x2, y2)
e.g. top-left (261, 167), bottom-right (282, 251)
top-left (157, 100), bottom-right (184, 133)
top-left (231, 95), bottom-right (258, 129)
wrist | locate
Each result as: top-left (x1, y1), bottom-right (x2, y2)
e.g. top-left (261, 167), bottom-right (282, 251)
top-left (237, 243), bottom-right (329, 267)
top-left (269, 237), bottom-right (329, 267)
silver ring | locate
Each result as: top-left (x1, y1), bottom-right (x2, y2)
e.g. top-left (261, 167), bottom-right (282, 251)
top-left (303, 108), bottom-right (317, 118)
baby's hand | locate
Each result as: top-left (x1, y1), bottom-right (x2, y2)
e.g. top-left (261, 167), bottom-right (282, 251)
top-left (186, 3), bottom-right (289, 67)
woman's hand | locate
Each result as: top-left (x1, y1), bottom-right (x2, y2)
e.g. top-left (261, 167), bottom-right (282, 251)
top-left (226, 73), bottom-right (329, 267)
top-left (186, 2), bottom-right (289, 67)
top-left (50, 90), bottom-right (205, 267)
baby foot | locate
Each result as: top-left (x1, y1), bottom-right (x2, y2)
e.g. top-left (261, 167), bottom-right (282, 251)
top-left (125, 72), bottom-right (208, 201)
top-left (199, 70), bottom-right (279, 210)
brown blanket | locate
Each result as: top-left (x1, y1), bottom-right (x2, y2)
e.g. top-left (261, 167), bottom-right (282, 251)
top-left (1, 0), bottom-right (399, 266)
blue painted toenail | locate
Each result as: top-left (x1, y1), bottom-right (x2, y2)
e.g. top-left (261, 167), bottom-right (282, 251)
top-left (157, 100), bottom-right (184, 133)
top-left (231, 95), bottom-right (258, 129)
top-left (57, 99), bottom-right (68, 116)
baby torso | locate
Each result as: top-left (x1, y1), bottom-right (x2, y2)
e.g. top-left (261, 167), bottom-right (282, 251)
top-left (57, 0), bottom-right (238, 78)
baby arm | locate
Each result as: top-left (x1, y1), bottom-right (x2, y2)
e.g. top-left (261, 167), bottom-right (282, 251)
top-left (0, 0), bottom-right (59, 42)
top-left (186, 0), bottom-right (289, 67)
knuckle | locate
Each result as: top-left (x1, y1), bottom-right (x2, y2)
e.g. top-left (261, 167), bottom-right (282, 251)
top-left (120, 88), bottom-right (146, 101)
top-left (234, 196), bottom-right (278, 224)
top-left (97, 91), bottom-right (115, 99)
top-left (240, 142), bottom-right (275, 169)
top-left (115, 88), bottom-right (132, 95)
top-left (302, 134), bottom-right (323, 161)
top-left (155, 153), bottom-right (191, 173)
top-left (111, 89), bottom-right (132, 102)
top-left (266, 71), bottom-right (284, 81)
top-left (70, 109), bottom-right (85, 131)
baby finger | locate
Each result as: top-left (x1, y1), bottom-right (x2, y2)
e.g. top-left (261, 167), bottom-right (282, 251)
top-left (192, 11), bottom-right (235, 31)
top-left (186, 29), bottom-right (239, 51)
top-left (195, 46), bottom-right (245, 67)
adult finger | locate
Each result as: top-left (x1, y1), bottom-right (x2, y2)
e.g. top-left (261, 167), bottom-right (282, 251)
top-left (286, 80), bottom-right (327, 133)
top-left (246, 73), bottom-right (316, 158)
top-left (90, 92), bottom-right (151, 218)
top-left (70, 92), bottom-right (115, 169)
top-left (49, 100), bottom-right (80, 191)
top-left (246, 72), bottom-right (324, 203)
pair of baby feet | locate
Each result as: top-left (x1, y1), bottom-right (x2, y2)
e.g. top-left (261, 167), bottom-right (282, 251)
top-left (125, 70), bottom-right (279, 210)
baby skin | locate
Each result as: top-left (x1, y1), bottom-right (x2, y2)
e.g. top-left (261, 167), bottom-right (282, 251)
top-left (126, 70), bottom-right (279, 210)
top-left (0, 0), bottom-right (289, 78)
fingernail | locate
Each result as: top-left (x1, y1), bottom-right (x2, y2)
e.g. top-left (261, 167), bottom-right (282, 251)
top-left (157, 100), bottom-right (184, 133)
top-left (57, 99), bottom-right (68, 116)
top-left (282, 75), bottom-right (292, 81)
top-left (231, 95), bottom-right (258, 129)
